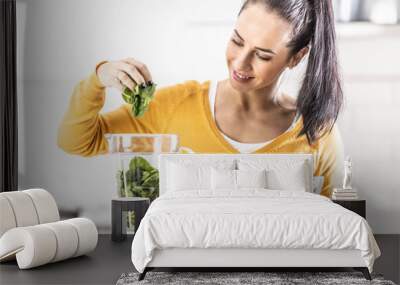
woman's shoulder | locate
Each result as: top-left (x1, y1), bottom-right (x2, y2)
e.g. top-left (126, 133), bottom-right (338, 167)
top-left (155, 80), bottom-right (209, 99)
top-left (289, 116), bottom-right (342, 150)
top-left (315, 123), bottom-right (343, 154)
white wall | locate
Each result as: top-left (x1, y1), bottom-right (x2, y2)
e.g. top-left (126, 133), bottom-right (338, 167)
top-left (16, 0), bottom-right (400, 233)
top-left (336, 23), bottom-right (400, 234)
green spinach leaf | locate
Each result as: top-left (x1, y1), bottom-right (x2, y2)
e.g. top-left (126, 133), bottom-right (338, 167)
top-left (121, 82), bottom-right (157, 117)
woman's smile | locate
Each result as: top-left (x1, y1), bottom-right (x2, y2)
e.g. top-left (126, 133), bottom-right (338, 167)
top-left (232, 70), bottom-right (254, 83)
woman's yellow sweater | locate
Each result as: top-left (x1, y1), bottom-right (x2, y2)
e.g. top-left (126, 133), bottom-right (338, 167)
top-left (57, 71), bottom-right (344, 198)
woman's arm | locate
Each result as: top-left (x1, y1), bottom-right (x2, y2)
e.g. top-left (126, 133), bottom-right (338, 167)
top-left (57, 63), bottom-right (185, 157)
top-left (56, 71), bottom-right (127, 157)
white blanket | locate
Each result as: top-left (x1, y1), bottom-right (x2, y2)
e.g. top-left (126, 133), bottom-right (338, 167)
top-left (131, 190), bottom-right (381, 273)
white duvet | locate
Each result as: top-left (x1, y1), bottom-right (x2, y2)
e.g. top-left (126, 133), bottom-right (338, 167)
top-left (131, 190), bottom-right (381, 273)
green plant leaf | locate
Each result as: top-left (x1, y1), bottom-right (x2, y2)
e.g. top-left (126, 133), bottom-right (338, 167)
top-left (121, 82), bottom-right (157, 117)
top-left (117, 156), bottom-right (160, 199)
top-left (129, 157), bottom-right (154, 172)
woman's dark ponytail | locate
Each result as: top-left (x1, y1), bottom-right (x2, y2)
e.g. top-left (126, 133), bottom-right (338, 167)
top-left (296, 0), bottom-right (343, 144)
top-left (239, 0), bottom-right (343, 145)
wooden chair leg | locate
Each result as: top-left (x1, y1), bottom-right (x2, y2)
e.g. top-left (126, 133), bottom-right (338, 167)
top-left (354, 267), bottom-right (372, 280)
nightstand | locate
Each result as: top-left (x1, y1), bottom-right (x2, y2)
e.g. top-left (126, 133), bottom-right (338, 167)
top-left (332, 199), bottom-right (366, 219)
top-left (111, 197), bottom-right (150, 242)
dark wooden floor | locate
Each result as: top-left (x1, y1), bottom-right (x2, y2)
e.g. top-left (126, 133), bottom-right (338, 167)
top-left (0, 234), bottom-right (398, 285)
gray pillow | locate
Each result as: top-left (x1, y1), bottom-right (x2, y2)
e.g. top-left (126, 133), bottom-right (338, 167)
top-left (312, 176), bottom-right (325, 194)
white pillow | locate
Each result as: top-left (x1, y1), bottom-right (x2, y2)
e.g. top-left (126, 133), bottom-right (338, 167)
top-left (236, 169), bottom-right (267, 189)
top-left (211, 168), bottom-right (236, 190)
top-left (211, 168), bottom-right (268, 190)
top-left (167, 162), bottom-right (211, 191)
top-left (237, 159), bottom-right (311, 192)
top-left (265, 163), bottom-right (308, 191)
top-left (164, 157), bottom-right (236, 170)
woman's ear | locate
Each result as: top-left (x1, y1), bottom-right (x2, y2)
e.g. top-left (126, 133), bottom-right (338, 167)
top-left (288, 46), bottom-right (309, 69)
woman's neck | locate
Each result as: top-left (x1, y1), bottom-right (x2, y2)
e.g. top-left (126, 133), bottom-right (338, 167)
top-left (222, 79), bottom-right (281, 113)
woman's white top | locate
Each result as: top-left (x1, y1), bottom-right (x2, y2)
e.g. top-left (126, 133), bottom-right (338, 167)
top-left (208, 80), bottom-right (299, 153)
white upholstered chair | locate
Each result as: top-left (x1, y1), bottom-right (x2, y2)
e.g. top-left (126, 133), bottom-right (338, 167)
top-left (0, 188), bottom-right (98, 269)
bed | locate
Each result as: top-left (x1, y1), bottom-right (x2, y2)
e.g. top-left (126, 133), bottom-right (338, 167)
top-left (131, 153), bottom-right (381, 281)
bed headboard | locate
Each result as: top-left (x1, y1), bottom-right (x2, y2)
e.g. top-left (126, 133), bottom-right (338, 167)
top-left (158, 153), bottom-right (321, 195)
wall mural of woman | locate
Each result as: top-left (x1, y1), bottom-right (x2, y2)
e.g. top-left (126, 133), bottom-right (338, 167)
top-left (58, 0), bottom-right (344, 199)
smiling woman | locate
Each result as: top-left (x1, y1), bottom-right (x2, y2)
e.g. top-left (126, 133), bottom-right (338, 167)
top-left (224, 0), bottom-right (343, 145)
top-left (57, 0), bottom-right (344, 198)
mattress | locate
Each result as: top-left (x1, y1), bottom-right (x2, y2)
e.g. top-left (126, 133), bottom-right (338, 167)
top-left (131, 190), bottom-right (381, 273)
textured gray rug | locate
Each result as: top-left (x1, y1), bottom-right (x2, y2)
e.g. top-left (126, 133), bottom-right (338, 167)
top-left (116, 271), bottom-right (397, 285)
